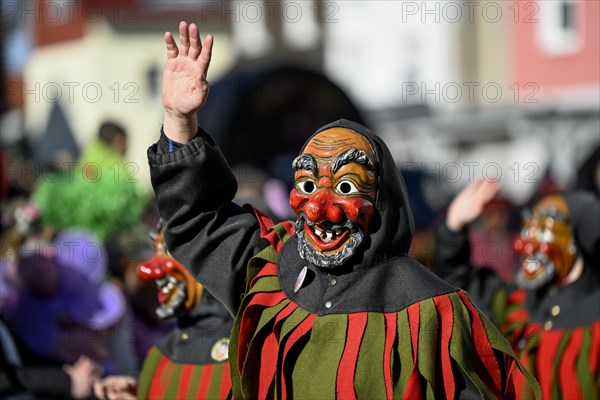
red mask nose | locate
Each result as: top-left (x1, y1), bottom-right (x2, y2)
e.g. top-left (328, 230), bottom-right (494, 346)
top-left (513, 238), bottom-right (540, 256)
top-left (137, 256), bottom-right (166, 281)
top-left (303, 190), bottom-right (344, 224)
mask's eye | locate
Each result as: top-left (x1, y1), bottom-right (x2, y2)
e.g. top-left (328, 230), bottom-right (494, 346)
top-left (296, 179), bottom-right (317, 195)
top-left (335, 180), bottom-right (360, 195)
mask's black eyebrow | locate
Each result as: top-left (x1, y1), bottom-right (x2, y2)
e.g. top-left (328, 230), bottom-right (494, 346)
top-left (536, 207), bottom-right (569, 223)
top-left (292, 154), bottom-right (318, 175)
top-left (332, 148), bottom-right (375, 173)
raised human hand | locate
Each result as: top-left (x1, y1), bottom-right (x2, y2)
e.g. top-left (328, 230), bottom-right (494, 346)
top-left (92, 375), bottom-right (137, 400)
top-left (162, 21), bottom-right (213, 143)
top-left (446, 179), bottom-right (500, 232)
top-left (63, 356), bottom-right (101, 399)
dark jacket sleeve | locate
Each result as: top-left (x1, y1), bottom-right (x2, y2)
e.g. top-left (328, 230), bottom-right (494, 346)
top-left (433, 221), bottom-right (507, 321)
top-left (0, 366), bottom-right (73, 399)
top-left (147, 128), bottom-right (269, 316)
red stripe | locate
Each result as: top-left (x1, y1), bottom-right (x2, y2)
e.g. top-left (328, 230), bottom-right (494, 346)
top-left (513, 343), bottom-right (530, 398)
top-left (175, 364), bottom-right (195, 399)
top-left (252, 207), bottom-right (275, 237)
top-left (536, 329), bottom-right (563, 399)
top-left (503, 356), bottom-right (519, 399)
top-left (403, 369), bottom-right (423, 400)
top-left (282, 221), bottom-right (294, 237)
top-left (503, 309), bottom-right (529, 332)
top-left (258, 302), bottom-right (299, 399)
top-left (433, 295), bottom-right (455, 400)
top-left (280, 313), bottom-right (316, 400)
top-left (196, 364), bottom-right (214, 399)
top-left (457, 291), bottom-right (502, 397)
top-left (336, 313), bottom-right (368, 399)
top-left (407, 302), bottom-right (420, 363)
top-left (404, 302), bottom-right (422, 399)
top-left (559, 327), bottom-right (583, 399)
top-left (249, 262), bottom-right (279, 289)
top-left (383, 313), bottom-right (397, 400)
top-left (238, 291), bottom-right (287, 373)
top-left (508, 289), bottom-right (526, 304)
top-left (590, 321), bottom-right (600, 374)
top-left (148, 355), bottom-right (170, 399)
top-left (220, 362), bottom-right (232, 399)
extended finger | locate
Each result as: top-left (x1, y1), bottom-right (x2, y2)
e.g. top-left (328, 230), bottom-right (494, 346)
top-left (188, 23), bottom-right (202, 60)
top-left (164, 31), bottom-right (179, 59)
top-left (179, 21), bottom-right (190, 56)
top-left (198, 34), bottom-right (213, 78)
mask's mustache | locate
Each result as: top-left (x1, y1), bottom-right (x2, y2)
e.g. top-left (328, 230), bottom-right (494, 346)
top-left (297, 212), bottom-right (356, 232)
top-left (295, 213), bottom-right (364, 268)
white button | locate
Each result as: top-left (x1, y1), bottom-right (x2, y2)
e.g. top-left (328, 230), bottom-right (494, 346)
top-left (551, 305), bottom-right (560, 316)
top-left (329, 278), bottom-right (337, 286)
top-left (324, 301), bottom-right (332, 309)
top-left (544, 321), bottom-right (553, 330)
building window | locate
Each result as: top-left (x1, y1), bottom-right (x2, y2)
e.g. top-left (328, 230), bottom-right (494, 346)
top-left (537, 0), bottom-right (582, 56)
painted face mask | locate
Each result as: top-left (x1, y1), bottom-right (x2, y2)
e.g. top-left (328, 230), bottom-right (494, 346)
top-left (137, 222), bottom-right (203, 319)
top-left (513, 195), bottom-right (577, 289)
top-left (290, 128), bottom-right (378, 268)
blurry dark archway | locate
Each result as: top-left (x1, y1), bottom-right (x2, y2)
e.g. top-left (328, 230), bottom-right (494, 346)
top-left (198, 62), bottom-right (364, 187)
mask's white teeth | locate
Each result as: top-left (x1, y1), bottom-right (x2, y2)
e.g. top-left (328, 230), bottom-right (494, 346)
top-left (314, 228), bottom-right (322, 236)
top-left (326, 232), bottom-right (333, 241)
top-left (335, 228), bottom-right (342, 236)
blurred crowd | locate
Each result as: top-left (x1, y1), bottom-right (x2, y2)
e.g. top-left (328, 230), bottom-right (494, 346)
top-left (1, 78), bottom-right (599, 398)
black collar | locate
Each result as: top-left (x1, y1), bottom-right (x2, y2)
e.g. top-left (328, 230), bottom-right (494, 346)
top-left (278, 236), bottom-right (457, 314)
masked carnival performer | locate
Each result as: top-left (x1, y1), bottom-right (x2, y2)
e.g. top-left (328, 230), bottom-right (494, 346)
top-left (434, 179), bottom-right (600, 399)
top-left (147, 21), bottom-right (540, 399)
top-left (94, 222), bottom-right (232, 400)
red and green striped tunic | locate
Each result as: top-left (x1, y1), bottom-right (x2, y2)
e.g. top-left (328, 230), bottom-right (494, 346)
top-left (229, 222), bottom-right (539, 399)
top-left (137, 346), bottom-right (231, 399)
top-left (501, 289), bottom-right (600, 399)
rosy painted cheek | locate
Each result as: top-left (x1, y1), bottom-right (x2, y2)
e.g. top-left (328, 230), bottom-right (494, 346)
top-left (289, 189), bottom-right (307, 216)
top-left (336, 197), bottom-right (375, 232)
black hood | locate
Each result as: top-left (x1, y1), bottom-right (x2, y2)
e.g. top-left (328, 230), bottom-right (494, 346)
top-left (277, 120), bottom-right (454, 314)
top-left (306, 119), bottom-right (414, 267)
top-left (564, 191), bottom-right (600, 268)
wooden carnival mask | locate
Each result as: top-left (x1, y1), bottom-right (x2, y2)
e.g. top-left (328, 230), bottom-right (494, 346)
top-left (514, 195), bottom-right (578, 288)
top-left (290, 128), bottom-right (378, 268)
top-left (137, 221), bottom-right (203, 319)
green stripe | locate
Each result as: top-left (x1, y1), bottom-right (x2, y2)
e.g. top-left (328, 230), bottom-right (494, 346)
top-left (479, 300), bottom-right (541, 400)
top-left (448, 293), bottom-right (495, 399)
top-left (246, 276), bottom-right (282, 296)
top-left (355, 313), bottom-right (387, 399)
top-left (246, 247), bottom-right (278, 287)
top-left (237, 307), bottom-right (310, 398)
top-left (396, 309), bottom-right (414, 397)
top-left (163, 363), bottom-right (182, 399)
top-left (417, 298), bottom-right (438, 400)
top-left (491, 287), bottom-right (508, 326)
top-left (292, 314), bottom-right (348, 399)
top-left (279, 307), bottom-right (311, 340)
top-left (136, 347), bottom-right (163, 399)
top-left (551, 330), bottom-right (572, 399)
top-left (273, 223), bottom-right (293, 242)
top-left (186, 365), bottom-right (205, 398)
top-left (520, 331), bottom-right (540, 400)
top-left (252, 244), bottom-right (279, 264)
top-left (207, 363), bottom-right (225, 399)
top-left (576, 327), bottom-right (596, 399)
top-left (240, 299), bottom-right (290, 380)
top-left (254, 299), bottom-right (290, 334)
